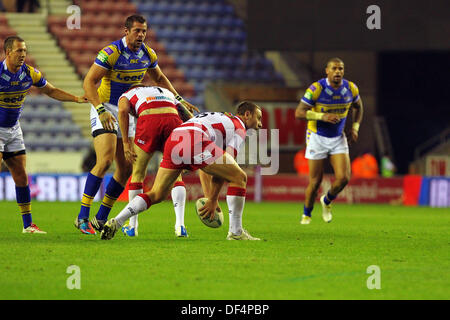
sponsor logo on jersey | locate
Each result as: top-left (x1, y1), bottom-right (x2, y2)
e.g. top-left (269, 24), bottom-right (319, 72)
top-left (333, 95), bottom-right (341, 100)
top-left (309, 84), bottom-right (316, 92)
top-left (325, 88), bottom-right (333, 96)
top-left (104, 47), bottom-right (113, 55)
top-left (97, 51), bottom-right (109, 63)
top-left (116, 72), bottom-right (145, 82)
top-left (305, 91), bottom-right (313, 100)
top-left (145, 95), bottom-right (170, 102)
top-left (0, 94), bottom-right (26, 104)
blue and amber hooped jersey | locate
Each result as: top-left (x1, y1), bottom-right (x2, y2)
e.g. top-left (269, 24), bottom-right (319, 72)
top-left (94, 37), bottom-right (158, 106)
top-left (0, 60), bottom-right (47, 127)
top-left (301, 78), bottom-right (359, 138)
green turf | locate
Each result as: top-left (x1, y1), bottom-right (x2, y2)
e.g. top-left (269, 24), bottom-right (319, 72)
top-left (0, 200), bottom-right (448, 300)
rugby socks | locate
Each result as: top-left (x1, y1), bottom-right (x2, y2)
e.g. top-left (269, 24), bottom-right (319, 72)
top-left (96, 177), bottom-right (124, 221)
top-left (226, 187), bottom-right (246, 235)
top-left (303, 205), bottom-right (313, 217)
top-left (115, 193), bottom-right (151, 227)
top-left (172, 181), bottom-right (186, 228)
top-left (16, 185), bottom-right (32, 228)
top-left (78, 173), bottom-right (102, 220)
top-left (323, 191), bottom-right (337, 205)
top-left (128, 182), bottom-right (143, 229)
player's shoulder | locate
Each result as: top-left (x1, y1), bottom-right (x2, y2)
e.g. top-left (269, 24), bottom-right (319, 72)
top-left (24, 63), bottom-right (42, 77)
top-left (100, 39), bottom-right (121, 55)
top-left (142, 43), bottom-right (158, 61)
top-left (345, 79), bottom-right (359, 94)
top-left (308, 79), bottom-right (324, 93)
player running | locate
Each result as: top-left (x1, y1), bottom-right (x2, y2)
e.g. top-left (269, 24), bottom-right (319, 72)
top-left (0, 36), bottom-right (88, 233)
top-left (117, 85), bottom-right (193, 237)
top-left (75, 14), bottom-right (198, 235)
top-left (295, 57), bottom-right (364, 224)
top-left (100, 102), bottom-right (263, 241)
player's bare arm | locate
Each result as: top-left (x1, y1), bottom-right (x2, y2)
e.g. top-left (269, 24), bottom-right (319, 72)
top-left (147, 66), bottom-right (199, 113)
top-left (198, 176), bottom-right (225, 221)
top-left (350, 98), bottom-right (364, 142)
top-left (83, 64), bottom-right (116, 131)
top-left (295, 101), bottom-right (340, 124)
top-left (38, 81), bottom-right (87, 103)
top-left (117, 97), bottom-right (136, 163)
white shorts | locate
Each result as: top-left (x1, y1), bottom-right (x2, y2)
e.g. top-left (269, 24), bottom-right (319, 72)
top-left (305, 130), bottom-right (349, 160)
top-left (90, 103), bottom-right (135, 138)
top-left (0, 123), bottom-right (25, 153)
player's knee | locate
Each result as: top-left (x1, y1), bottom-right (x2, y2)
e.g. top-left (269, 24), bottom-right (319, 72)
top-left (336, 175), bottom-right (350, 187)
top-left (309, 177), bottom-right (322, 190)
top-left (232, 168), bottom-right (247, 188)
top-left (95, 158), bottom-right (113, 173)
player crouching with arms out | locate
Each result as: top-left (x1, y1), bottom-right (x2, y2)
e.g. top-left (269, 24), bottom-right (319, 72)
top-left (101, 102), bottom-right (263, 241)
top-left (117, 84), bottom-right (193, 237)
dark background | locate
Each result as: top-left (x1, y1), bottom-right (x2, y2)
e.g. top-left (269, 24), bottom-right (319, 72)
top-left (247, 0), bottom-right (450, 51)
top-left (377, 51), bottom-right (450, 174)
top-left (247, 0), bottom-right (450, 174)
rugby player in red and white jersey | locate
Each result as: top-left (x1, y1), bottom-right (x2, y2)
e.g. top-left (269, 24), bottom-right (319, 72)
top-left (117, 85), bottom-right (193, 237)
top-left (101, 102), bottom-right (263, 241)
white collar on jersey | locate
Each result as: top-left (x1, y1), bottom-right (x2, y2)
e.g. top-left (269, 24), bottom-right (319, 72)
top-left (121, 37), bottom-right (128, 48)
top-left (122, 36), bottom-right (143, 56)
top-left (326, 78), bottom-right (344, 89)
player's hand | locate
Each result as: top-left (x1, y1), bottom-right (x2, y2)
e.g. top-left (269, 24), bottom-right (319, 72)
top-left (124, 148), bottom-right (137, 163)
top-left (198, 199), bottom-right (219, 221)
top-left (351, 128), bottom-right (359, 142)
top-left (182, 100), bottom-right (199, 113)
top-left (99, 111), bottom-right (116, 132)
top-left (322, 113), bottom-right (340, 124)
top-left (76, 95), bottom-right (89, 103)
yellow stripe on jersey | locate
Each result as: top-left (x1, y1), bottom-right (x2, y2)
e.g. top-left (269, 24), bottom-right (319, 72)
top-left (302, 81), bottom-right (323, 105)
top-left (110, 69), bottom-right (147, 84)
top-left (97, 44), bottom-right (121, 69)
top-left (144, 44), bottom-right (158, 67)
top-left (27, 65), bottom-right (44, 86)
top-left (349, 81), bottom-right (359, 97)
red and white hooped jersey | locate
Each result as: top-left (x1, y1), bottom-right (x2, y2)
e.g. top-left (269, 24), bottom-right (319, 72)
top-left (119, 86), bottom-right (181, 117)
top-left (173, 111), bottom-right (247, 157)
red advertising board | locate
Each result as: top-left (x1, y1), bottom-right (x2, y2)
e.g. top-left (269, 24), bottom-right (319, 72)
top-left (119, 172), bottom-right (404, 204)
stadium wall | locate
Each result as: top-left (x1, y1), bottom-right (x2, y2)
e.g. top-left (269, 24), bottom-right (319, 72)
top-left (0, 172), bottom-right (448, 207)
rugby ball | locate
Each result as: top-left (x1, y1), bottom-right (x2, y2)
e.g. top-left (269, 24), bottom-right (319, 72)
top-left (195, 197), bottom-right (224, 228)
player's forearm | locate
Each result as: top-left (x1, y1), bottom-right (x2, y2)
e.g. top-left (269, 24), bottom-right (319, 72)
top-left (295, 102), bottom-right (323, 120)
top-left (83, 78), bottom-right (102, 107)
top-left (352, 100), bottom-right (364, 125)
top-left (208, 177), bottom-right (225, 202)
top-left (153, 73), bottom-right (178, 96)
top-left (45, 87), bottom-right (79, 102)
top-left (118, 109), bottom-right (129, 142)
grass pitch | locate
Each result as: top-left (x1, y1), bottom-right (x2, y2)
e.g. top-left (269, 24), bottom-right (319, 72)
top-left (0, 200), bottom-right (448, 300)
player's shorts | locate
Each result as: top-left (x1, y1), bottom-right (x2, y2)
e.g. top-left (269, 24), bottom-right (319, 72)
top-left (160, 127), bottom-right (225, 171)
top-left (135, 113), bottom-right (182, 154)
top-left (90, 103), bottom-right (135, 138)
top-left (305, 129), bottom-right (349, 160)
top-left (0, 123), bottom-right (26, 156)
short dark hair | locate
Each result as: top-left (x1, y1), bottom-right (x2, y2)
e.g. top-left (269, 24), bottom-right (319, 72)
top-left (125, 15), bottom-right (147, 30)
top-left (4, 36), bottom-right (25, 53)
top-left (236, 101), bottom-right (260, 116)
top-left (326, 57), bottom-right (344, 67)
